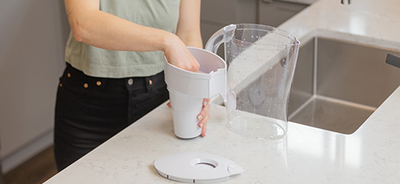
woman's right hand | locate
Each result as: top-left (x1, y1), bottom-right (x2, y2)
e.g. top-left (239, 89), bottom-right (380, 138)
top-left (162, 35), bottom-right (200, 73)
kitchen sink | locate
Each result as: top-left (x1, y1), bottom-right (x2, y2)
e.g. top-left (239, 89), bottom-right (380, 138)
top-left (288, 37), bottom-right (400, 134)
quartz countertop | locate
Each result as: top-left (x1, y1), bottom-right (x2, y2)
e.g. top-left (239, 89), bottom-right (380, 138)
top-left (280, 0), bottom-right (400, 50)
top-left (44, 0), bottom-right (400, 183)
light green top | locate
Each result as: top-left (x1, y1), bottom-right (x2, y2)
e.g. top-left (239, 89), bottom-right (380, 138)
top-left (65, 0), bottom-right (181, 78)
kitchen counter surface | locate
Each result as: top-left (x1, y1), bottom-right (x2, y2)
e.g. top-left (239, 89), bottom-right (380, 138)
top-left (44, 0), bottom-right (400, 183)
top-left (280, 0), bottom-right (400, 51)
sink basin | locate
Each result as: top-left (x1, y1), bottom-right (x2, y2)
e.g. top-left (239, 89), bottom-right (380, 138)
top-left (288, 37), bottom-right (400, 134)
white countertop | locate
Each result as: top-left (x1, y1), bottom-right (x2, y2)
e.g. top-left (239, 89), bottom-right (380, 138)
top-left (280, 0), bottom-right (400, 51)
top-left (44, 0), bottom-right (400, 183)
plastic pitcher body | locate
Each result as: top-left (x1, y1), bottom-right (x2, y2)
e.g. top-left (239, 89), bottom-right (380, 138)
top-left (205, 24), bottom-right (300, 139)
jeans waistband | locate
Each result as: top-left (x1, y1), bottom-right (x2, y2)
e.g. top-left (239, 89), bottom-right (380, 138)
top-left (62, 63), bottom-right (165, 92)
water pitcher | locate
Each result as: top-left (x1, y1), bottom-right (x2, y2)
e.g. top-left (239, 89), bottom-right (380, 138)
top-left (205, 24), bottom-right (300, 139)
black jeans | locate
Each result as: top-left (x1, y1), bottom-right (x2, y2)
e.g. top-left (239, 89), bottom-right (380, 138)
top-left (54, 63), bottom-right (169, 171)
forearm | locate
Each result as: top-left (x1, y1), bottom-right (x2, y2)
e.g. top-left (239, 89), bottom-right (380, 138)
top-left (176, 0), bottom-right (202, 49)
top-left (64, 0), bottom-right (200, 72)
top-left (177, 31), bottom-right (203, 49)
top-left (68, 9), bottom-right (176, 52)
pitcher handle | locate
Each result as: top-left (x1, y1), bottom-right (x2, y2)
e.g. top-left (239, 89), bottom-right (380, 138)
top-left (205, 24), bottom-right (236, 53)
top-left (205, 24), bottom-right (237, 111)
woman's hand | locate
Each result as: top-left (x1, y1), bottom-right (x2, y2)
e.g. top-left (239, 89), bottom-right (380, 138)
top-left (162, 36), bottom-right (200, 73)
top-left (197, 98), bottom-right (211, 137)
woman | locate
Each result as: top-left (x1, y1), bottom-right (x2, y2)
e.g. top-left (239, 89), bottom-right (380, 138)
top-left (54, 0), bottom-right (209, 171)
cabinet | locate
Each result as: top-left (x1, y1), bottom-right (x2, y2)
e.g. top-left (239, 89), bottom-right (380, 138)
top-left (200, 0), bottom-right (310, 45)
top-left (0, 0), bottom-right (69, 172)
top-left (200, 0), bottom-right (258, 46)
top-left (258, 0), bottom-right (308, 27)
top-left (0, 163), bottom-right (3, 184)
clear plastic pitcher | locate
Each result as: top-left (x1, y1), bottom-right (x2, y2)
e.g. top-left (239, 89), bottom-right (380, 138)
top-left (205, 24), bottom-right (300, 139)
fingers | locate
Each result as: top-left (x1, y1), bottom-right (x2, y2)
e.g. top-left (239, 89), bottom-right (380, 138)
top-left (176, 46), bottom-right (200, 72)
top-left (202, 98), bottom-right (210, 107)
top-left (163, 37), bottom-right (200, 73)
top-left (167, 101), bottom-right (172, 108)
top-left (197, 98), bottom-right (210, 137)
top-left (198, 114), bottom-right (208, 137)
top-left (172, 51), bottom-right (200, 72)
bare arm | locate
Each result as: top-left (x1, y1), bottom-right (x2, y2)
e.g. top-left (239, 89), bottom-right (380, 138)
top-left (64, 0), bottom-right (199, 72)
top-left (176, 0), bottom-right (203, 48)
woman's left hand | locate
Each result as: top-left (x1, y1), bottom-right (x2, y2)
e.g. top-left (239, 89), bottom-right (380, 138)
top-left (196, 98), bottom-right (210, 137)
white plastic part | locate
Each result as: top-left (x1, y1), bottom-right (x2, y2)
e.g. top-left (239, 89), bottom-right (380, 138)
top-left (164, 47), bottom-right (227, 139)
top-left (169, 89), bottom-right (203, 138)
top-left (164, 47), bottom-right (226, 98)
top-left (154, 152), bottom-right (244, 183)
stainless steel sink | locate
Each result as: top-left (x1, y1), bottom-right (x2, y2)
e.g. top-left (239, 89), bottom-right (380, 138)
top-left (288, 37), bottom-right (400, 134)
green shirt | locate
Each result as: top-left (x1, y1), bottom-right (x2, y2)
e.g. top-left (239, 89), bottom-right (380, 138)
top-left (65, 0), bottom-right (181, 78)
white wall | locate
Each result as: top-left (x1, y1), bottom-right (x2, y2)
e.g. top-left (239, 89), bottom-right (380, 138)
top-left (0, 0), bottom-right (69, 172)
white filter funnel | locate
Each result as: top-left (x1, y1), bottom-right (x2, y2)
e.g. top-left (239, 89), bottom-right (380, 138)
top-left (164, 47), bottom-right (226, 139)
